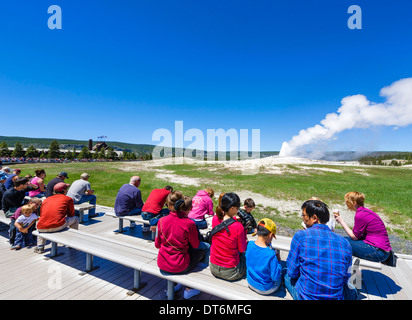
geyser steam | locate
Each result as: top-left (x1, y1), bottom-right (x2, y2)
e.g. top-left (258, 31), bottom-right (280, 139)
top-left (279, 78), bottom-right (412, 157)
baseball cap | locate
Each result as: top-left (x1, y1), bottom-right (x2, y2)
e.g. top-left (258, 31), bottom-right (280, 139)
top-left (81, 173), bottom-right (90, 179)
top-left (253, 218), bottom-right (277, 238)
top-left (54, 182), bottom-right (70, 192)
top-left (58, 171), bottom-right (69, 179)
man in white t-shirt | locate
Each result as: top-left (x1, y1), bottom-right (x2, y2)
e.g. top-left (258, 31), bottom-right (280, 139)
top-left (67, 173), bottom-right (98, 217)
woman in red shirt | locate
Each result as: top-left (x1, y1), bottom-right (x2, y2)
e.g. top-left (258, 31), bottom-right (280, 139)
top-left (155, 191), bottom-right (209, 299)
top-left (209, 192), bottom-right (247, 281)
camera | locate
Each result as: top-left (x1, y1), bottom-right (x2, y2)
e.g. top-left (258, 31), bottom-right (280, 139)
top-left (237, 210), bottom-right (257, 232)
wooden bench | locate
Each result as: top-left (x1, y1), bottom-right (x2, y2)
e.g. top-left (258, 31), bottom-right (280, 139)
top-left (105, 212), bottom-right (212, 241)
top-left (74, 203), bottom-right (96, 224)
top-left (105, 211), bottom-right (157, 240)
top-left (24, 196), bottom-right (46, 203)
top-left (32, 228), bottom-right (154, 295)
top-left (0, 211), bottom-right (11, 226)
top-left (269, 235), bottom-right (382, 270)
top-left (31, 228), bottom-right (289, 300)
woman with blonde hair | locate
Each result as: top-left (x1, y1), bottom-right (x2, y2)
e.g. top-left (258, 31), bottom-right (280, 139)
top-left (335, 191), bottom-right (393, 264)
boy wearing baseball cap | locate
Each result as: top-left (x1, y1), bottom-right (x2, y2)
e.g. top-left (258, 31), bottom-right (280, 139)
top-left (245, 218), bottom-right (283, 295)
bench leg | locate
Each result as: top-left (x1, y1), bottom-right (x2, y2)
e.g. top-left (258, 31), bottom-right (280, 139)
top-left (44, 242), bottom-right (64, 260)
top-left (86, 253), bottom-right (93, 272)
top-left (167, 280), bottom-right (175, 300)
top-left (79, 211), bottom-right (84, 224)
top-left (51, 242), bottom-right (58, 257)
top-left (117, 219), bottom-right (123, 233)
top-left (79, 253), bottom-right (99, 275)
top-left (127, 269), bottom-right (147, 296)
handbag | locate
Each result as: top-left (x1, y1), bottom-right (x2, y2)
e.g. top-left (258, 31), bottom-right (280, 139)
top-left (381, 250), bottom-right (397, 267)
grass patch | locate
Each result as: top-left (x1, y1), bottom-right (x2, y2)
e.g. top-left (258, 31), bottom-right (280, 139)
top-left (13, 161), bottom-right (412, 239)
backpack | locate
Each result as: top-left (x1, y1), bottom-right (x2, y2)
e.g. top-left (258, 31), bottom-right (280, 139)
top-left (204, 218), bottom-right (236, 244)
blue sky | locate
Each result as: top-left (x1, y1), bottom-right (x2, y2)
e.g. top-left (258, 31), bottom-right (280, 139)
top-left (1, 0), bottom-right (412, 152)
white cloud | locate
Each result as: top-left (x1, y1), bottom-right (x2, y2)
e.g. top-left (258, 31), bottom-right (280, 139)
top-left (279, 78), bottom-right (412, 157)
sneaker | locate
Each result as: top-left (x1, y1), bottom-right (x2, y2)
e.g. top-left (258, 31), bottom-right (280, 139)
top-left (183, 288), bottom-right (200, 299)
top-left (165, 283), bottom-right (183, 298)
top-left (10, 245), bottom-right (21, 250)
top-left (130, 222), bottom-right (136, 228)
top-left (34, 246), bottom-right (45, 254)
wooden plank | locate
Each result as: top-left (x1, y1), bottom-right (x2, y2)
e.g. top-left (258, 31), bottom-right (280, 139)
top-left (388, 259), bottom-right (412, 299)
top-left (2, 204), bottom-right (412, 301)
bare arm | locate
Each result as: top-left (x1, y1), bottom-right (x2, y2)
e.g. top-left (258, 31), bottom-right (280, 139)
top-left (335, 214), bottom-right (358, 240)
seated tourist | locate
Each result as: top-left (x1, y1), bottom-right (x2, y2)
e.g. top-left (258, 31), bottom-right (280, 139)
top-left (335, 191), bottom-right (393, 264)
top-left (285, 200), bottom-right (358, 300)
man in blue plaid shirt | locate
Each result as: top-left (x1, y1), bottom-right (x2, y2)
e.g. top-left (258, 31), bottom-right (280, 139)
top-left (285, 200), bottom-right (358, 300)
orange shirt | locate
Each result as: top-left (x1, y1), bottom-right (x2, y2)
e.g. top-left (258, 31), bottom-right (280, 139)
top-left (37, 194), bottom-right (75, 229)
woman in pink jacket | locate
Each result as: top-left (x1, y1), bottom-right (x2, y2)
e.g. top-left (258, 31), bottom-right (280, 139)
top-left (188, 188), bottom-right (215, 229)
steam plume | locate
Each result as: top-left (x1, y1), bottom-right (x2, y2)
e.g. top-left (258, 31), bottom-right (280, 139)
top-left (279, 78), bottom-right (412, 157)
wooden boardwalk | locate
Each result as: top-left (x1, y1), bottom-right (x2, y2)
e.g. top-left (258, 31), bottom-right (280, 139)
top-left (1, 204), bottom-right (411, 300)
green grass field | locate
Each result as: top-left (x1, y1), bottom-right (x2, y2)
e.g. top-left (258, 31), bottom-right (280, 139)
top-left (13, 160), bottom-right (412, 239)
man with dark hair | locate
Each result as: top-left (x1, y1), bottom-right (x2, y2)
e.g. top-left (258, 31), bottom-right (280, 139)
top-left (285, 200), bottom-right (358, 300)
top-left (141, 185), bottom-right (173, 232)
top-left (1, 177), bottom-right (38, 217)
top-left (4, 168), bottom-right (21, 190)
top-left (45, 171), bottom-right (69, 198)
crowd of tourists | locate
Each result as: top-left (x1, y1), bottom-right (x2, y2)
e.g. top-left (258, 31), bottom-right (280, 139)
top-left (0, 164), bottom-right (395, 300)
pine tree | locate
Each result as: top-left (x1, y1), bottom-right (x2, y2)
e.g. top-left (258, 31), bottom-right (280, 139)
top-left (25, 145), bottom-right (39, 158)
top-left (98, 148), bottom-right (106, 159)
top-left (65, 149), bottom-right (74, 160)
top-left (106, 147), bottom-right (117, 160)
top-left (0, 141), bottom-right (10, 157)
top-left (48, 140), bottom-right (61, 159)
top-left (72, 147), bottom-right (77, 160)
top-left (79, 146), bottom-right (91, 159)
top-left (11, 141), bottom-right (24, 157)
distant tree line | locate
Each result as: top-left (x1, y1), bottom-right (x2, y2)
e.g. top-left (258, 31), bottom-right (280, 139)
top-left (0, 140), bottom-right (153, 161)
top-left (358, 152), bottom-right (412, 166)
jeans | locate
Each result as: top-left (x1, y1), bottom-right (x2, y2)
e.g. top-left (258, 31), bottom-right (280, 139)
top-left (126, 207), bottom-right (142, 216)
top-left (14, 228), bottom-right (35, 247)
top-left (345, 237), bottom-right (390, 263)
top-left (191, 219), bottom-right (207, 230)
top-left (284, 273), bottom-right (300, 300)
top-left (5, 207), bottom-right (18, 218)
top-left (74, 194), bottom-right (97, 216)
top-left (9, 220), bottom-right (17, 245)
top-left (141, 209), bottom-right (170, 227)
top-left (284, 272), bottom-right (359, 300)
